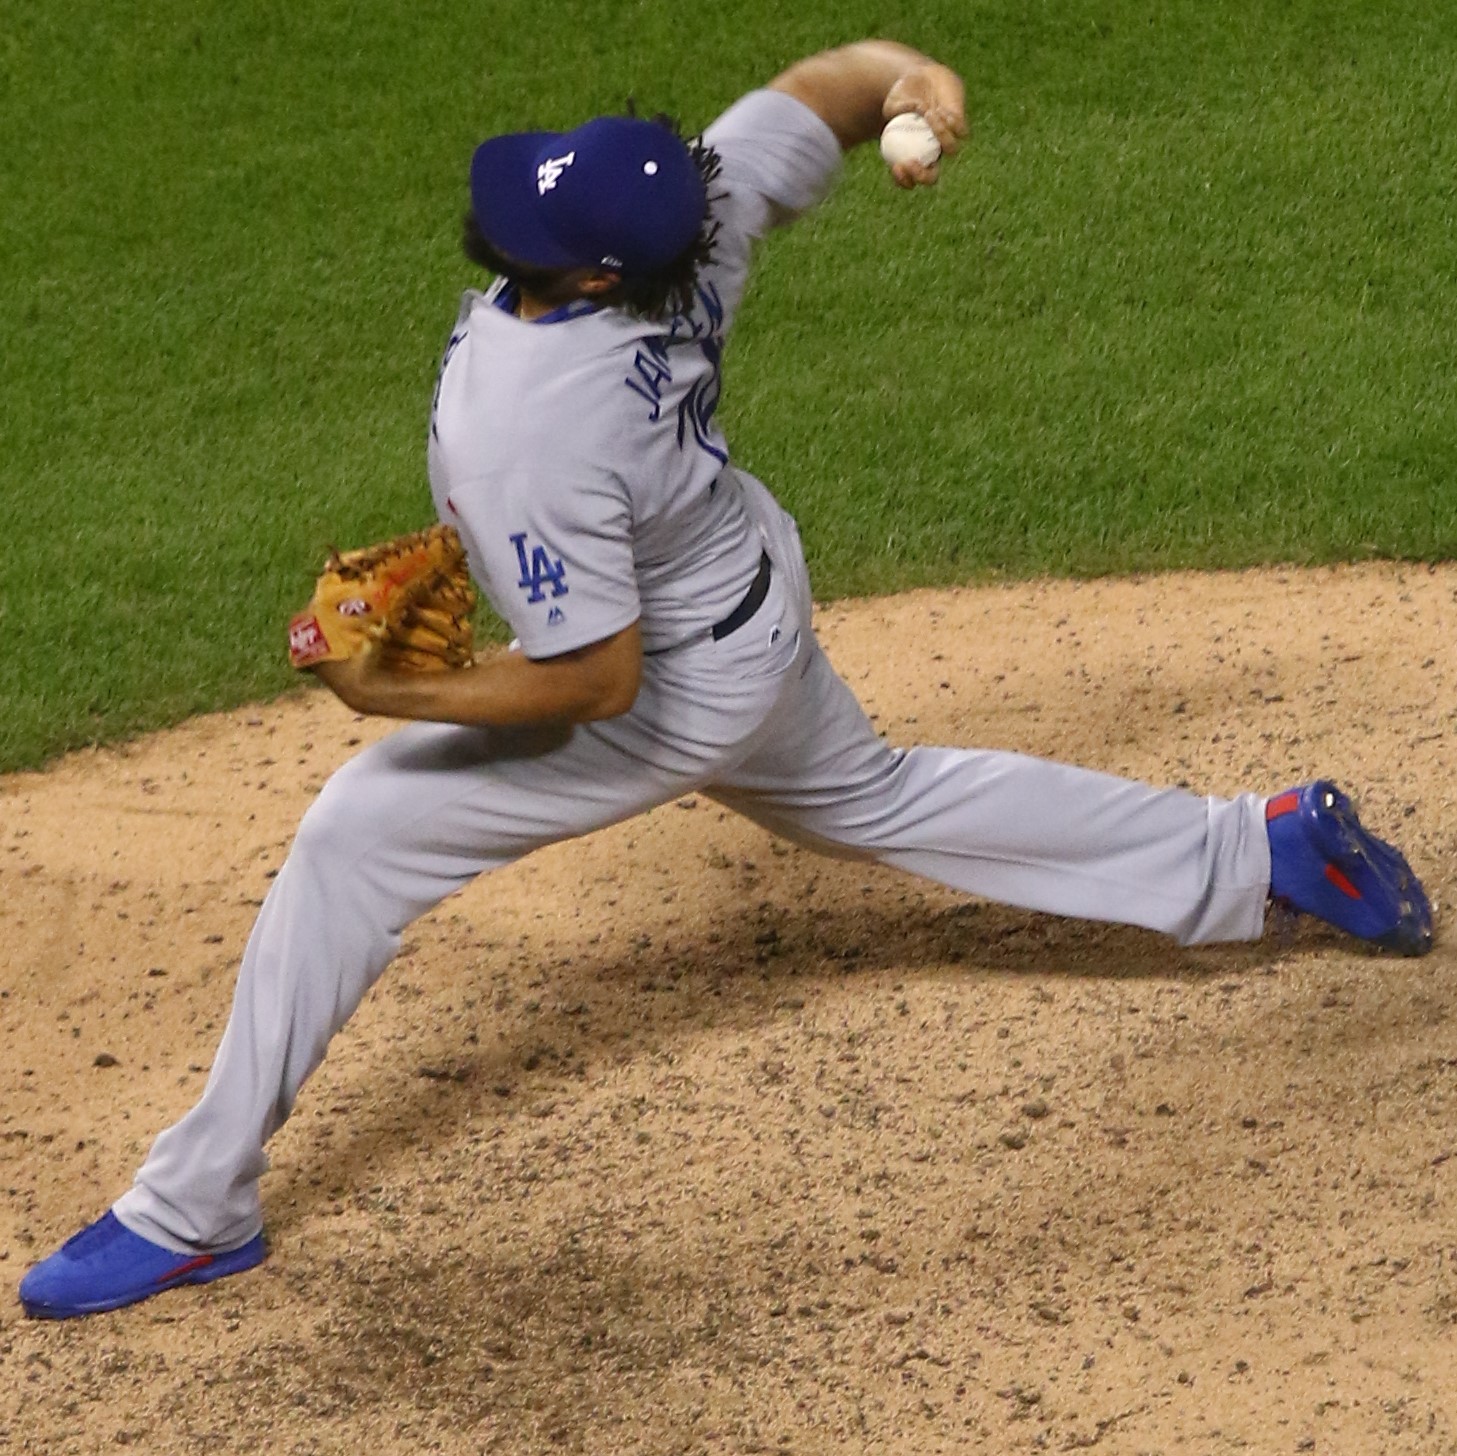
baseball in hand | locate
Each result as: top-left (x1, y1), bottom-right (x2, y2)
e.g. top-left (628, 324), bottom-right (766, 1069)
top-left (879, 112), bottom-right (941, 169)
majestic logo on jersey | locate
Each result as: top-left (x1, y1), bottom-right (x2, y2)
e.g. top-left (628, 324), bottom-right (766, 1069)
top-left (510, 533), bottom-right (569, 603)
top-left (547, 605), bottom-right (566, 626)
top-left (536, 151), bottom-right (576, 195)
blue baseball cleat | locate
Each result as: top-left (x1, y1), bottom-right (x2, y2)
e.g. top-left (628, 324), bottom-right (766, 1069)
top-left (1266, 781), bottom-right (1433, 956)
top-left (19, 1211), bottom-right (266, 1319)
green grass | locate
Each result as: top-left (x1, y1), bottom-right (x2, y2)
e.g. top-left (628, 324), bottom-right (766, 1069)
top-left (4, 1), bottom-right (1457, 768)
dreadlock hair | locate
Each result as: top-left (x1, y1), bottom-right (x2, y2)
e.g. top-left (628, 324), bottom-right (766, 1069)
top-left (461, 111), bottom-right (724, 322)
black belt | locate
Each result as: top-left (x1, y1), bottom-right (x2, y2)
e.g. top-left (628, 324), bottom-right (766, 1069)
top-left (711, 550), bottom-right (772, 640)
top-left (645, 551), bottom-right (773, 657)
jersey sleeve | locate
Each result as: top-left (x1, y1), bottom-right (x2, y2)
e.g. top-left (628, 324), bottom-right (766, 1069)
top-left (447, 464), bottom-right (640, 661)
top-left (703, 89), bottom-right (844, 244)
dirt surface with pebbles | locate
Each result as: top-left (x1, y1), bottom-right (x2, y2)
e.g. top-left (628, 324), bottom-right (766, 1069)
top-left (2, 563), bottom-right (1456, 1455)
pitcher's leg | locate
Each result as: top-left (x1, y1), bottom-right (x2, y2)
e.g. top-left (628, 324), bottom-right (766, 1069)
top-left (114, 722), bottom-right (525, 1250)
top-left (712, 639), bottom-right (1271, 945)
top-left (113, 712), bottom-right (704, 1251)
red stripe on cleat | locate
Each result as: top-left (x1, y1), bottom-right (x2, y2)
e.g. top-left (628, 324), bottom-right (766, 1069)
top-left (1324, 864), bottom-right (1361, 900)
top-left (1266, 792), bottom-right (1301, 821)
top-left (155, 1255), bottom-right (214, 1285)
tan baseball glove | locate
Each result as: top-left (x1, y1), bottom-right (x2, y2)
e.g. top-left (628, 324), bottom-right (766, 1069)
top-left (287, 524), bottom-right (476, 673)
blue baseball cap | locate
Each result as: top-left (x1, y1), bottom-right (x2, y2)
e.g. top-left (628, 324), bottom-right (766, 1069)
top-left (470, 116), bottom-right (707, 277)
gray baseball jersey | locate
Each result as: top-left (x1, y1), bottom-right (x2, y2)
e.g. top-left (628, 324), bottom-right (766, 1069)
top-left (426, 89), bottom-right (841, 657)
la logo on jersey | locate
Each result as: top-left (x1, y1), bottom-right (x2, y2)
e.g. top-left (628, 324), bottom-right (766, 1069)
top-left (536, 151), bottom-right (576, 195)
top-left (511, 532), bottom-right (569, 603)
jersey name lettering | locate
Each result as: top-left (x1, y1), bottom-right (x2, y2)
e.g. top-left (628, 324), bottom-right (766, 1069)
top-left (623, 282), bottom-right (728, 467)
top-left (624, 338), bottom-right (673, 421)
top-left (511, 533), bottom-right (569, 603)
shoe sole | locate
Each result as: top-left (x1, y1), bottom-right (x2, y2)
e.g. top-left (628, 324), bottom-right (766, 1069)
top-left (20, 1237), bottom-right (267, 1319)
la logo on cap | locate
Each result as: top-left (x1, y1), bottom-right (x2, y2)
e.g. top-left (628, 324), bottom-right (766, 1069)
top-left (536, 151), bottom-right (576, 195)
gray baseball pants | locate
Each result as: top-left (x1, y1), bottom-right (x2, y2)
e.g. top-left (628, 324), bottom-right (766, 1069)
top-left (115, 480), bottom-right (1271, 1252)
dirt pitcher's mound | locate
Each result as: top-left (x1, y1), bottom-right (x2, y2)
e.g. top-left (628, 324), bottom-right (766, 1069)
top-left (2, 563), bottom-right (1455, 1455)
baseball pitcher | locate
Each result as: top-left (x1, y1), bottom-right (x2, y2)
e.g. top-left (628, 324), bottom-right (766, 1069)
top-left (19, 39), bottom-right (1431, 1318)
